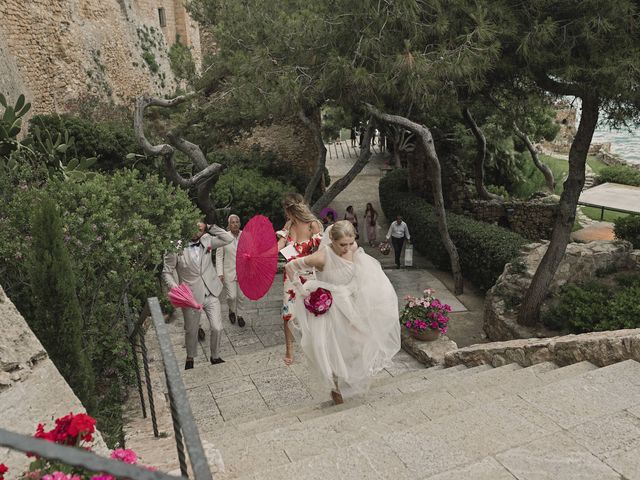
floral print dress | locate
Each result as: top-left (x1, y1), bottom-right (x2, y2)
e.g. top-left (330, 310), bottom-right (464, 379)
top-left (282, 234), bottom-right (322, 322)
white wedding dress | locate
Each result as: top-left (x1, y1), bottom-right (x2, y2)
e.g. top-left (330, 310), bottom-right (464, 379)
top-left (289, 244), bottom-right (401, 396)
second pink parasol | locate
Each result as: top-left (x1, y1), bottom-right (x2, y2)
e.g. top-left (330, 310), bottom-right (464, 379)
top-left (236, 215), bottom-right (278, 300)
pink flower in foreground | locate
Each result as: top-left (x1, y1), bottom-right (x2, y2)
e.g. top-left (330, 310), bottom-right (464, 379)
top-left (91, 475), bottom-right (115, 480)
top-left (42, 473), bottom-right (82, 480)
top-left (111, 448), bottom-right (138, 464)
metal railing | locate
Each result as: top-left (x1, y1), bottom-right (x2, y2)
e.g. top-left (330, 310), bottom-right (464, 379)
top-left (577, 201), bottom-right (639, 221)
top-left (1, 299), bottom-right (212, 479)
top-left (0, 428), bottom-right (181, 480)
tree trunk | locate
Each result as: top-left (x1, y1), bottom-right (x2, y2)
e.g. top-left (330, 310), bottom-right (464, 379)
top-left (517, 94), bottom-right (599, 326)
top-left (134, 94), bottom-right (224, 221)
top-left (513, 122), bottom-right (555, 192)
top-left (311, 119), bottom-right (374, 213)
top-left (367, 105), bottom-right (464, 294)
top-left (392, 128), bottom-right (402, 168)
top-left (462, 107), bottom-right (498, 200)
top-left (299, 109), bottom-right (328, 204)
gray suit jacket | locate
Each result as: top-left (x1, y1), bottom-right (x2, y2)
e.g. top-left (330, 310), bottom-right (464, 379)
top-left (162, 225), bottom-right (234, 304)
top-left (215, 230), bottom-right (241, 282)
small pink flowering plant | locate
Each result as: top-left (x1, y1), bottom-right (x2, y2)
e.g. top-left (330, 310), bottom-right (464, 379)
top-left (400, 288), bottom-right (452, 334)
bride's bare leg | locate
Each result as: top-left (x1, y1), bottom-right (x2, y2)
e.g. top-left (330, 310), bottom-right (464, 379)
top-left (283, 321), bottom-right (294, 365)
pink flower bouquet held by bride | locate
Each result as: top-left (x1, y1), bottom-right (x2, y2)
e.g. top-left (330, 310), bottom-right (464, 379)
top-left (304, 288), bottom-right (333, 316)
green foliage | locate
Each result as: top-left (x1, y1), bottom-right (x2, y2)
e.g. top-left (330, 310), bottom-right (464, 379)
top-left (321, 105), bottom-right (351, 141)
top-left (543, 275), bottom-right (640, 332)
top-left (169, 38), bottom-right (197, 84)
top-left (212, 166), bottom-right (292, 228)
top-left (0, 169), bottom-right (199, 445)
top-left (597, 164), bottom-right (640, 187)
top-left (0, 93), bottom-right (32, 157)
top-left (29, 114), bottom-right (142, 172)
top-left (29, 197), bottom-right (96, 412)
top-left (614, 215), bottom-right (640, 248)
top-left (380, 169), bottom-right (528, 290)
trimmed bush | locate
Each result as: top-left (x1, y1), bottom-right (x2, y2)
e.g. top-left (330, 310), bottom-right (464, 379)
top-left (597, 164), bottom-right (640, 187)
top-left (543, 275), bottom-right (640, 332)
top-left (614, 214), bottom-right (640, 248)
top-left (379, 169), bottom-right (528, 290)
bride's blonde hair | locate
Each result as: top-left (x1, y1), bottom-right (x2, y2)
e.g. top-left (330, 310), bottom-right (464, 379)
top-left (329, 220), bottom-right (356, 241)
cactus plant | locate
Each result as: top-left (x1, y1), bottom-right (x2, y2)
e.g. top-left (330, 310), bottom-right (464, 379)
top-left (0, 93), bottom-right (32, 157)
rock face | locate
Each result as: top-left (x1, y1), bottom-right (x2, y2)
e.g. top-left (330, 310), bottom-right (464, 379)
top-left (445, 329), bottom-right (640, 368)
top-left (485, 240), bottom-right (640, 341)
top-left (0, 284), bottom-right (107, 474)
top-left (0, 0), bottom-right (201, 115)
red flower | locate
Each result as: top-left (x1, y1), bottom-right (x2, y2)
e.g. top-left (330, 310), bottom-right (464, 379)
top-left (282, 314), bottom-right (292, 322)
top-left (299, 276), bottom-right (307, 284)
top-left (0, 463), bottom-right (9, 480)
top-left (32, 412), bottom-right (96, 451)
top-left (287, 289), bottom-right (296, 300)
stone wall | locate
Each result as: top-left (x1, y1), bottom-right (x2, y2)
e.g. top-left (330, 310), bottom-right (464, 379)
top-left (0, 0), bottom-right (202, 116)
top-left (445, 329), bottom-right (640, 369)
top-left (0, 284), bottom-right (107, 474)
top-left (466, 197), bottom-right (559, 240)
top-left (235, 116), bottom-right (319, 182)
top-left (484, 240), bottom-right (640, 341)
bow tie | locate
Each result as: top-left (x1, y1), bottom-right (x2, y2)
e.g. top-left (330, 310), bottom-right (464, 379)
top-left (189, 241), bottom-right (202, 248)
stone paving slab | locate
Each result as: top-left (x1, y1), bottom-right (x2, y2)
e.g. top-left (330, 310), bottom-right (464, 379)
top-left (424, 457), bottom-right (517, 480)
top-left (384, 269), bottom-right (467, 312)
top-left (496, 432), bottom-right (622, 480)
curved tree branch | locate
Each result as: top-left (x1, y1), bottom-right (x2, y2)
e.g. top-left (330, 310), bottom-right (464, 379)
top-left (310, 118), bottom-right (374, 213)
top-left (462, 107), bottom-right (499, 200)
top-left (299, 108), bottom-right (328, 203)
top-left (134, 93), bottom-right (223, 221)
top-left (366, 104), bottom-right (463, 294)
top-left (513, 122), bottom-right (555, 192)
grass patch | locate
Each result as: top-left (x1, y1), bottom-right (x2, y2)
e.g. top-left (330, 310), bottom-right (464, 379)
top-left (580, 206), bottom-right (629, 222)
top-left (586, 155), bottom-right (608, 174)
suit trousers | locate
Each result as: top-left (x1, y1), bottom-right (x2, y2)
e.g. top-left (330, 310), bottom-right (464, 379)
top-left (391, 236), bottom-right (405, 266)
top-left (223, 278), bottom-right (246, 315)
top-left (183, 294), bottom-right (223, 359)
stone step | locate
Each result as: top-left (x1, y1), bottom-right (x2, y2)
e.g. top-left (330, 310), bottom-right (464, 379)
top-left (249, 360), bottom-right (640, 479)
top-left (201, 364), bottom-right (469, 444)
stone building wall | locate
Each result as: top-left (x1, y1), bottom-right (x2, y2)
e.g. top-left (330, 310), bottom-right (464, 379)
top-left (0, 284), bottom-right (107, 474)
top-left (0, 0), bottom-right (202, 116)
top-left (466, 198), bottom-right (559, 240)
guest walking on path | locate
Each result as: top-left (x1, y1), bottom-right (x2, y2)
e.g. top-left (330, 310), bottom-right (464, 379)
top-left (363, 202), bottom-right (378, 246)
top-left (277, 193), bottom-right (323, 365)
top-left (286, 221), bottom-right (401, 404)
top-left (215, 214), bottom-right (247, 328)
top-left (344, 205), bottom-right (359, 239)
top-left (163, 221), bottom-right (234, 369)
top-left (386, 215), bottom-right (411, 268)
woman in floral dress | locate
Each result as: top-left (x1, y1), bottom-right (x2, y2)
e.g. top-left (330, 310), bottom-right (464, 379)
top-left (277, 193), bottom-right (323, 365)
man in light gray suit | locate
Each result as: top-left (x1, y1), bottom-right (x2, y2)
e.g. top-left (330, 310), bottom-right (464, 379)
top-left (215, 214), bottom-right (247, 328)
top-left (163, 221), bottom-right (234, 370)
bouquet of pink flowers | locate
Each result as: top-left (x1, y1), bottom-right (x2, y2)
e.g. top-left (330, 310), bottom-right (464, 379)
top-left (304, 288), bottom-right (333, 316)
top-left (400, 288), bottom-right (452, 335)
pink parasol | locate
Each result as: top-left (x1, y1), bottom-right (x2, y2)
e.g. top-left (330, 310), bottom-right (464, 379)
top-left (168, 283), bottom-right (202, 310)
top-left (319, 207), bottom-right (338, 222)
top-left (236, 215), bottom-right (278, 300)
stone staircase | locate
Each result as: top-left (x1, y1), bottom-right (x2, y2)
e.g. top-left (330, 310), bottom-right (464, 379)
top-left (128, 330), bottom-right (640, 480)
top-left (193, 359), bottom-right (640, 479)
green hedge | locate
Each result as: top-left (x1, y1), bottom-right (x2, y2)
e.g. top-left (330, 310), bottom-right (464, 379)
top-left (379, 169), bottom-right (528, 290)
top-left (614, 214), bottom-right (640, 248)
top-left (597, 164), bottom-right (640, 187)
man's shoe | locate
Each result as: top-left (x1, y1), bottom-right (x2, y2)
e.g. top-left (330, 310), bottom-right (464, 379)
top-left (229, 312), bottom-right (236, 324)
top-left (210, 357), bottom-right (225, 365)
top-left (238, 316), bottom-right (246, 328)
top-left (184, 359), bottom-right (194, 370)
top-left (198, 327), bottom-right (205, 341)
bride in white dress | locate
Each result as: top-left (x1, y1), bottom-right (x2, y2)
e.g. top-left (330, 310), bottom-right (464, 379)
top-left (285, 220), bottom-right (401, 404)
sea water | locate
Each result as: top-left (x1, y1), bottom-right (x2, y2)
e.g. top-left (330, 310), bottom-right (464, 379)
top-left (592, 126), bottom-right (640, 165)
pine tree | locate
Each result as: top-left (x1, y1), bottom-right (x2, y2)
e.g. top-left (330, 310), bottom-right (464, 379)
top-left (29, 197), bottom-right (96, 412)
